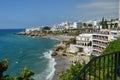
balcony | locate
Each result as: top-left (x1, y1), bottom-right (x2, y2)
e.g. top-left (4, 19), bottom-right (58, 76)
top-left (93, 42), bottom-right (107, 48)
top-left (93, 46), bottom-right (104, 51)
top-left (93, 32), bottom-right (110, 36)
top-left (93, 37), bottom-right (108, 42)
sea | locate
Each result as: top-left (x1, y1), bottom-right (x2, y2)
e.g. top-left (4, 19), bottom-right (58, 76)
top-left (0, 29), bottom-right (59, 80)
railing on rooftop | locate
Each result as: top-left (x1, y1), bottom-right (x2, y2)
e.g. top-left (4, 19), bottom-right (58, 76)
top-left (73, 51), bottom-right (120, 80)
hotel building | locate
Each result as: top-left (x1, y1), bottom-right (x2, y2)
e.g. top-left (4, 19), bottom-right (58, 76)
top-left (25, 28), bottom-right (40, 33)
top-left (73, 21), bottom-right (83, 29)
top-left (92, 29), bottom-right (120, 56)
top-left (76, 33), bottom-right (92, 47)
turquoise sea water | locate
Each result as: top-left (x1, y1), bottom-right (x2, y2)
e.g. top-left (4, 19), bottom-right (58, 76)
top-left (0, 29), bottom-right (58, 80)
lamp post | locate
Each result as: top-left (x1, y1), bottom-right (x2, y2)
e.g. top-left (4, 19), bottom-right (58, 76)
top-left (118, 0), bottom-right (120, 28)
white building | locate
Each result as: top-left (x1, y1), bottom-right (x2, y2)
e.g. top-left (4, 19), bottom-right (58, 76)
top-left (75, 33), bottom-right (93, 56)
top-left (50, 24), bottom-right (65, 31)
top-left (92, 29), bottom-right (120, 56)
top-left (76, 33), bottom-right (92, 46)
top-left (85, 20), bottom-right (99, 29)
top-left (93, 21), bottom-right (97, 26)
top-left (75, 29), bottom-right (120, 56)
top-left (92, 21), bottom-right (99, 29)
top-left (118, 0), bottom-right (120, 27)
top-left (51, 21), bottom-right (75, 31)
top-left (73, 21), bottom-right (83, 29)
top-left (25, 28), bottom-right (40, 33)
top-left (69, 44), bottom-right (79, 53)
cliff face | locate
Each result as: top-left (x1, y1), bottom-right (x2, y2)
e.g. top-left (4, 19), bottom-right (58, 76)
top-left (17, 28), bottom-right (93, 37)
top-left (17, 30), bottom-right (47, 36)
top-left (52, 42), bottom-right (67, 56)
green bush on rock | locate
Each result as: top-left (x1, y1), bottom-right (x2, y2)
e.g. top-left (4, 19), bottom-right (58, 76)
top-left (0, 59), bottom-right (34, 80)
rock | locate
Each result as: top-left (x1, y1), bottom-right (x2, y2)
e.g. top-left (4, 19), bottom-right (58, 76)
top-left (62, 54), bottom-right (67, 56)
top-left (55, 46), bottom-right (64, 51)
top-left (16, 32), bottom-right (26, 35)
top-left (51, 52), bottom-right (57, 56)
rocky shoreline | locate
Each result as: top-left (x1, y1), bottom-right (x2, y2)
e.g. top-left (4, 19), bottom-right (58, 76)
top-left (16, 31), bottom-right (73, 80)
top-left (52, 55), bottom-right (70, 80)
top-left (50, 38), bottom-right (72, 80)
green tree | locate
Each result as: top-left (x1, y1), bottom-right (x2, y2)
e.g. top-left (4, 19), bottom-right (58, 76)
top-left (0, 59), bottom-right (9, 79)
top-left (42, 26), bottom-right (51, 30)
top-left (104, 20), bottom-right (108, 29)
top-left (78, 47), bottom-right (83, 52)
top-left (99, 17), bottom-right (104, 26)
top-left (88, 24), bottom-right (93, 27)
top-left (59, 62), bottom-right (85, 80)
top-left (17, 67), bottom-right (34, 80)
top-left (88, 41), bottom-right (92, 46)
top-left (69, 38), bottom-right (76, 44)
top-left (103, 39), bottom-right (120, 54)
top-left (63, 39), bottom-right (120, 80)
top-left (100, 17), bottom-right (108, 29)
top-left (73, 31), bottom-right (81, 36)
top-left (83, 23), bottom-right (87, 27)
top-left (110, 23), bottom-right (114, 28)
top-left (0, 59), bottom-right (34, 80)
top-left (114, 23), bottom-right (118, 28)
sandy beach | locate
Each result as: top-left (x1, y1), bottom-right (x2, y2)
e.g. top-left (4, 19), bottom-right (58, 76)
top-left (46, 35), bottom-right (72, 80)
top-left (42, 35), bottom-right (74, 41)
top-left (52, 55), bottom-right (70, 80)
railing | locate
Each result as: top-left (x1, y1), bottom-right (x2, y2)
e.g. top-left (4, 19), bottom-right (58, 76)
top-left (73, 51), bottom-right (120, 80)
top-left (93, 42), bottom-right (107, 47)
top-left (92, 37), bottom-right (108, 42)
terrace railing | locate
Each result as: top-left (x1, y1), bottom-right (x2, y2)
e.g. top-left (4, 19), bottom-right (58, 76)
top-left (73, 51), bottom-right (120, 80)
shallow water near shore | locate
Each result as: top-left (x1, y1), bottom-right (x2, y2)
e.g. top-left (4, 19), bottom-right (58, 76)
top-left (0, 29), bottom-right (59, 80)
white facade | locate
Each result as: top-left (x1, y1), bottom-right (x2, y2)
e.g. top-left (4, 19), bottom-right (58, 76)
top-left (51, 21), bottom-right (74, 31)
top-left (118, 0), bottom-right (120, 23)
top-left (93, 21), bottom-right (97, 26)
top-left (75, 30), bottom-right (120, 56)
top-left (73, 22), bottom-right (83, 29)
top-left (76, 33), bottom-right (92, 46)
top-left (75, 33), bottom-right (93, 56)
top-left (69, 44), bottom-right (79, 53)
top-left (51, 24), bottom-right (65, 31)
top-left (25, 28), bottom-right (40, 32)
top-left (92, 29), bottom-right (120, 55)
top-left (61, 21), bottom-right (74, 29)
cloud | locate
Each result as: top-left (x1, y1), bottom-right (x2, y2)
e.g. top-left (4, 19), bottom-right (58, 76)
top-left (76, 1), bottom-right (118, 19)
top-left (77, 1), bottom-right (117, 9)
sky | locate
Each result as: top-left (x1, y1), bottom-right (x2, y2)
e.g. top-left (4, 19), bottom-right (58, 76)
top-left (0, 0), bottom-right (118, 29)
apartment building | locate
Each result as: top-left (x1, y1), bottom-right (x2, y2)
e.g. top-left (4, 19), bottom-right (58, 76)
top-left (92, 29), bottom-right (120, 56)
top-left (76, 34), bottom-right (93, 56)
top-left (25, 28), bottom-right (40, 33)
top-left (76, 33), bottom-right (92, 47)
top-left (73, 21), bottom-right (83, 29)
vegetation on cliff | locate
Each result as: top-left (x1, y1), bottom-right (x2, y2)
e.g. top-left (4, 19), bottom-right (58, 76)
top-left (99, 17), bottom-right (118, 29)
top-left (59, 62), bottom-right (85, 80)
top-left (103, 39), bottom-right (120, 54)
top-left (0, 59), bottom-right (34, 80)
top-left (42, 26), bottom-right (51, 30)
top-left (58, 39), bottom-right (120, 80)
top-left (17, 28), bottom-right (94, 37)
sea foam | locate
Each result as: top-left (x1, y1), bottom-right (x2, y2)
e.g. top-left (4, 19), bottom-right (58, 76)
top-left (33, 50), bottom-right (56, 80)
top-left (49, 37), bottom-right (60, 41)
